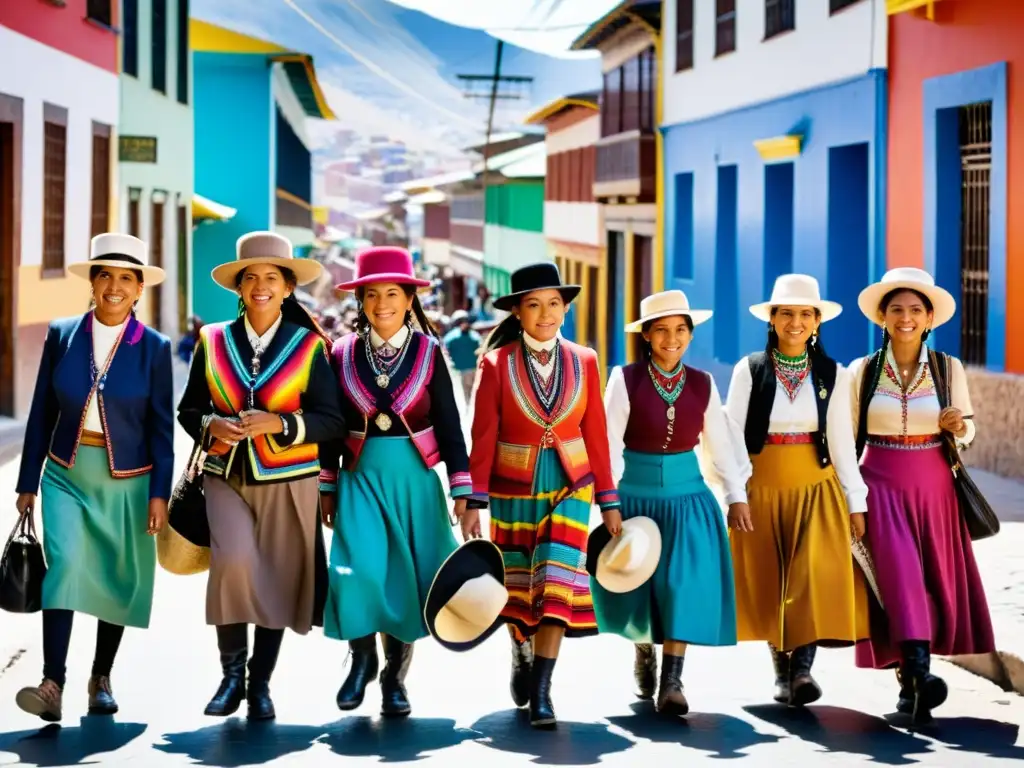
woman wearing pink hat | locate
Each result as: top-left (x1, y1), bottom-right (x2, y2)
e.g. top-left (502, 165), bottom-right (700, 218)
top-left (319, 246), bottom-right (473, 718)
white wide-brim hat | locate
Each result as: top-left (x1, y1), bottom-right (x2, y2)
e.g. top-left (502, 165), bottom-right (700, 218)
top-left (212, 231), bottom-right (323, 291)
top-left (749, 273), bottom-right (842, 323)
top-left (625, 289), bottom-right (712, 332)
top-left (856, 267), bottom-right (956, 329)
top-left (67, 233), bottom-right (166, 286)
top-left (588, 517), bottom-right (662, 594)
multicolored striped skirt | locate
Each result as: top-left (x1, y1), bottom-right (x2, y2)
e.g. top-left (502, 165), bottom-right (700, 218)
top-left (489, 448), bottom-right (596, 641)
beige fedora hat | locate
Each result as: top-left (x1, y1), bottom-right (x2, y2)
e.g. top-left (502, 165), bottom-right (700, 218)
top-left (68, 233), bottom-right (166, 285)
top-left (211, 231), bottom-right (323, 291)
top-left (625, 289), bottom-right (712, 332)
top-left (587, 517), bottom-right (662, 594)
top-left (750, 274), bottom-right (842, 323)
top-left (856, 266), bottom-right (956, 329)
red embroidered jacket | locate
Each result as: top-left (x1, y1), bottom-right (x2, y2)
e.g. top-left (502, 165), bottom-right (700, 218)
top-left (468, 338), bottom-right (619, 510)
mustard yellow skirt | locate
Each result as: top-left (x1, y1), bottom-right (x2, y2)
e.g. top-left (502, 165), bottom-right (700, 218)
top-left (730, 443), bottom-right (869, 651)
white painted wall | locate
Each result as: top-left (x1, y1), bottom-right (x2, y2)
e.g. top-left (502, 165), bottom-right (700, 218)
top-left (543, 202), bottom-right (601, 247)
top-left (662, 0), bottom-right (887, 126)
top-left (547, 113), bottom-right (600, 155)
top-left (0, 27), bottom-right (119, 271)
top-left (485, 225), bottom-right (546, 273)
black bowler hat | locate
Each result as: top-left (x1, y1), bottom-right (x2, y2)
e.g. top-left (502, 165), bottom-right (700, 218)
top-left (491, 262), bottom-right (581, 311)
top-left (424, 539), bottom-right (508, 652)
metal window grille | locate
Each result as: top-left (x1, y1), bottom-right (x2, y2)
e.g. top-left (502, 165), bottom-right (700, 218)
top-left (715, 0), bottom-right (736, 56)
top-left (90, 131), bottom-right (110, 239)
top-left (765, 0), bottom-right (795, 39)
top-left (152, 0), bottom-right (168, 94)
top-left (42, 122), bottom-right (66, 273)
top-left (676, 0), bottom-right (694, 72)
top-left (958, 101), bottom-right (992, 367)
top-left (829, 0), bottom-right (862, 13)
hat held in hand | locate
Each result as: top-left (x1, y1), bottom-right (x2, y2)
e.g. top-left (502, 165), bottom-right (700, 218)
top-left (587, 517), bottom-right (662, 594)
top-left (425, 539), bottom-right (508, 651)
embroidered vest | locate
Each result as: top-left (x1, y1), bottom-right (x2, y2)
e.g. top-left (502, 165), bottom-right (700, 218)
top-left (203, 323), bottom-right (323, 481)
top-left (621, 362), bottom-right (710, 453)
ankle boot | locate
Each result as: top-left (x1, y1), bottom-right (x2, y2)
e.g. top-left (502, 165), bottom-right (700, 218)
top-left (788, 644), bottom-right (822, 707)
top-left (656, 653), bottom-right (688, 716)
top-left (205, 624), bottom-right (248, 717)
top-left (769, 644), bottom-right (791, 704)
top-left (379, 634), bottom-right (413, 717)
top-left (634, 644), bottom-right (657, 700)
top-left (336, 634), bottom-right (380, 711)
top-left (87, 675), bottom-right (118, 715)
top-left (510, 636), bottom-right (534, 708)
top-left (899, 640), bottom-right (947, 723)
top-left (529, 656), bottom-right (557, 728)
top-left (246, 627), bottom-right (283, 721)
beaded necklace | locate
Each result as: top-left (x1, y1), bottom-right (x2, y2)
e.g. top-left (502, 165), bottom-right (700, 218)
top-left (648, 358), bottom-right (686, 451)
top-left (365, 326), bottom-right (413, 389)
top-left (522, 338), bottom-right (561, 413)
top-left (772, 348), bottom-right (810, 402)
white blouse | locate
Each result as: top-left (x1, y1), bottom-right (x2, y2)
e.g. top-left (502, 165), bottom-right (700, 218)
top-left (848, 345), bottom-right (976, 446)
top-left (724, 356), bottom-right (868, 514)
top-left (370, 323), bottom-right (409, 351)
top-left (604, 366), bottom-right (749, 506)
top-left (85, 315), bottom-right (126, 433)
top-left (245, 312), bottom-right (282, 353)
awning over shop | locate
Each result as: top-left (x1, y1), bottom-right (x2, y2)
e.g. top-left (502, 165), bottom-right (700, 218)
top-left (449, 245), bottom-right (484, 280)
top-left (193, 193), bottom-right (236, 222)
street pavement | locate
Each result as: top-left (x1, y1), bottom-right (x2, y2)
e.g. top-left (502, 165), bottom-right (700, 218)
top-left (1, 382), bottom-right (1023, 765)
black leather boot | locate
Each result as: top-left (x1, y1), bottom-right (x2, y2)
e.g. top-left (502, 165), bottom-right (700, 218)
top-left (510, 635), bottom-right (533, 708)
top-left (634, 644), bottom-right (657, 700)
top-left (895, 667), bottom-right (914, 714)
top-left (246, 627), bottom-right (283, 721)
top-left (769, 644), bottom-right (791, 704)
top-left (656, 653), bottom-right (688, 716)
top-left (379, 635), bottom-right (413, 717)
top-left (899, 640), bottom-right (947, 723)
top-left (205, 624), bottom-right (248, 717)
top-left (788, 644), bottom-right (822, 707)
top-left (336, 634), bottom-right (380, 711)
top-left (530, 656), bottom-right (557, 728)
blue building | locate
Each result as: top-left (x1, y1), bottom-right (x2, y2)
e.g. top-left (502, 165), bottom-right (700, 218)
top-left (190, 20), bottom-right (334, 322)
top-left (660, 1), bottom-right (888, 386)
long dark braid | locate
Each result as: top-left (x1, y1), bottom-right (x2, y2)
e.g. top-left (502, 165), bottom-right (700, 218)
top-left (483, 314), bottom-right (523, 354)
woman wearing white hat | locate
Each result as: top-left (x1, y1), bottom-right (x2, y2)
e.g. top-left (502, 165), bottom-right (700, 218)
top-left (177, 231), bottom-right (345, 721)
top-left (724, 274), bottom-right (870, 707)
top-left (13, 234), bottom-right (174, 722)
top-left (848, 267), bottom-right (994, 722)
top-left (592, 290), bottom-right (749, 716)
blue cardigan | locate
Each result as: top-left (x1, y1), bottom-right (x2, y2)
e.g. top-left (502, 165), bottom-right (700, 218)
top-left (16, 312), bottom-right (175, 501)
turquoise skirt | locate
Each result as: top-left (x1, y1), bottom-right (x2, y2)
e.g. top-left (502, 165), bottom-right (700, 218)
top-left (324, 437), bottom-right (458, 644)
top-left (40, 445), bottom-right (155, 628)
top-left (591, 449), bottom-right (737, 646)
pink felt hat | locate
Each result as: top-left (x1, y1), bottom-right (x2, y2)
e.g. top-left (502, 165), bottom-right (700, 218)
top-left (336, 246), bottom-right (431, 291)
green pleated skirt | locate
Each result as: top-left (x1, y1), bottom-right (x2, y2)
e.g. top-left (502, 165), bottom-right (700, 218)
top-left (39, 445), bottom-right (156, 628)
top-left (324, 437), bottom-right (458, 644)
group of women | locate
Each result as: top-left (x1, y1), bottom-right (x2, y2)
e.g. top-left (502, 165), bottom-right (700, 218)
top-left (12, 230), bottom-right (994, 731)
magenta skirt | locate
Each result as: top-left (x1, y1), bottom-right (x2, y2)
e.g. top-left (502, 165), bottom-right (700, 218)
top-left (855, 443), bottom-right (995, 669)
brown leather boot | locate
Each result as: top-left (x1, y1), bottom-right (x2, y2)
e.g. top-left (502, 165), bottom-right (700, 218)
top-left (634, 644), bottom-right (657, 700)
top-left (16, 678), bottom-right (63, 722)
top-left (88, 675), bottom-right (119, 715)
top-left (656, 653), bottom-right (689, 716)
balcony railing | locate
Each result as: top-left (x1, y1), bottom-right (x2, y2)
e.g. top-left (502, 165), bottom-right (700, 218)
top-left (593, 130), bottom-right (656, 202)
top-left (276, 189), bottom-right (312, 229)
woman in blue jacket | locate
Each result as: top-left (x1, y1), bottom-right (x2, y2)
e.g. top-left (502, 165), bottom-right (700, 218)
top-left (12, 234), bottom-right (175, 722)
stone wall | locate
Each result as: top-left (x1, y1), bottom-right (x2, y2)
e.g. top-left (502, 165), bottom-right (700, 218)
top-left (964, 368), bottom-right (1024, 479)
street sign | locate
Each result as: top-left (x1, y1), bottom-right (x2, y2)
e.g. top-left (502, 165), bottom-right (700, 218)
top-left (119, 135), bottom-right (158, 163)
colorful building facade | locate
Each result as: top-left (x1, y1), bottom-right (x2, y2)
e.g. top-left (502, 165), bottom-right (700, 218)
top-left (887, 0), bottom-right (1023, 477)
top-left (0, 1), bottom-right (119, 418)
top-left (191, 20), bottom-right (333, 322)
top-left (660, 0), bottom-right (888, 386)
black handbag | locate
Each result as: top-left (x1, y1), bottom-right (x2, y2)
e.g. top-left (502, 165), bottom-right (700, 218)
top-left (0, 509), bottom-right (47, 613)
top-left (929, 350), bottom-right (1000, 541)
top-left (157, 426), bottom-right (212, 575)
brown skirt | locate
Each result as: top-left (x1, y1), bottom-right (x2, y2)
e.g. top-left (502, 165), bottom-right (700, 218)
top-left (204, 474), bottom-right (320, 633)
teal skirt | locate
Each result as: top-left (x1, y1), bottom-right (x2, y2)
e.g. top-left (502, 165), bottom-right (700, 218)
top-left (40, 445), bottom-right (156, 628)
top-left (591, 449), bottom-right (737, 646)
top-left (324, 437), bottom-right (458, 644)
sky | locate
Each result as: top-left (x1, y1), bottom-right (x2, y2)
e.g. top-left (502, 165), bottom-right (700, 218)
top-left (192, 0), bottom-right (606, 160)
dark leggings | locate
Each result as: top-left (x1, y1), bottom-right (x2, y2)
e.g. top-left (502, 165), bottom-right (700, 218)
top-left (42, 609), bottom-right (125, 688)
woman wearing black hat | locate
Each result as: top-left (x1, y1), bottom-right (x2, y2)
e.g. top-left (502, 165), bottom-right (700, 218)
top-left (468, 262), bottom-right (621, 728)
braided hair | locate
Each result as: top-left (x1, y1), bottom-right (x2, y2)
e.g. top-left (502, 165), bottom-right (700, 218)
top-left (482, 313), bottom-right (523, 354)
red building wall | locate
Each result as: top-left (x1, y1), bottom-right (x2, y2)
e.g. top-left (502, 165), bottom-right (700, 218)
top-left (888, 0), bottom-right (1024, 372)
top-left (423, 203), bottom-right (450, 240)
top-left (0, 0), bottom-right (118, 73)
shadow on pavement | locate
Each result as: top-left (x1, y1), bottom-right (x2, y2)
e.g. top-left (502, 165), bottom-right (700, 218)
top-left (156, 719), bottom-right (323, 766)
top-left (884, 713), bottom-right (1024, 760)
top-left (320, 716), bottom-right (477, 762)
top-left (744, 704), bottom-right (932, 765)
top-left (469, 708), bottom-right (635, 765)
top-left (607, 700), bottom-right (781, 758)
top-left (0, 718), bottom-right (147, 767)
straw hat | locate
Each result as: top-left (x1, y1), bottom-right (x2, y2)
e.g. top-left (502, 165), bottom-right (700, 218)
top-left (856, 267), bottom-right (956, 329)
top-left (337, 246), bottom-right (430, 291)
top-left (586, 517), bottom-right (662, 594)
top-left (749, 274), bottom-right (842, 323)
top-left (68, 233), bottom-right (166, 285)
top-left (492, 262), bottom-right (580, 312)
top-left (424, 539), bottom-right (508, 652)
top-left (625, 289), bottom-right (712, 332)
top-left (211, 231), bottom-right (323, 291)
